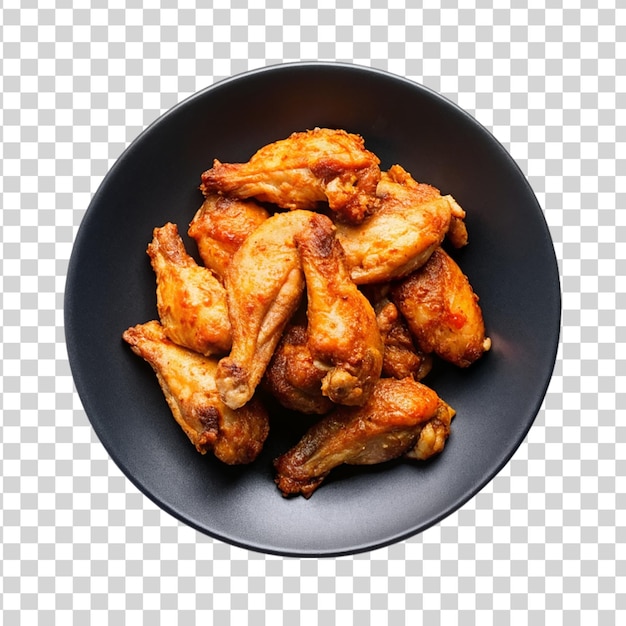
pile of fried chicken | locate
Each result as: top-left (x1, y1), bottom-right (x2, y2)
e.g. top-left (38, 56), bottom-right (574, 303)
top-left (123, 128), bottom-right (491, 498)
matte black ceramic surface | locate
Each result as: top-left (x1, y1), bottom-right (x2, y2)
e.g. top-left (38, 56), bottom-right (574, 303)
top-left (65, 62), bottom-right (560, 557)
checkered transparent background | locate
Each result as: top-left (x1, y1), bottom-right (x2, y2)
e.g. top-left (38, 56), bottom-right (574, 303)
top-left (1, 1), bottom-right (624, 624)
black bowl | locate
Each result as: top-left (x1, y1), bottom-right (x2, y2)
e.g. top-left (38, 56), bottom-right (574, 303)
top-left (65, 62), bottom-right (560, 557)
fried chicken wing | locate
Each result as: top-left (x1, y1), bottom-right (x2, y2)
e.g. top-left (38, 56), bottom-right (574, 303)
top-left (200, 128), bottom-right (381, 223)
top-left (215, 210), bottom-right (324, 409)
top-left (122, 321), bottom-right (269, 464)
top-left (273, 377), bottom-right (449, 498)
top-left (187, 193), bottom-right (270, 280)
top-left (263, 323), bottom-right (334, 415)
top-left (335, 165), bottom-right (464, 284)
top-left (147, 222), bottom-right (231, 356)
top-left (295, 214), bottom-right (384, 406)
top-left (374, 298), bottom-right (433, 380)
top-left (391, 247), bottom-right (491, 367)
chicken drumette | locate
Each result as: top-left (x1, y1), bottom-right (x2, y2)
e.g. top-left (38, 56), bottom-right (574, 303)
top-left (122, 321), bottom-right (269, 465)
top-left (274, 377), bottom-right (455, 498)
top-left (147, 222), bottom-right (231, 356)
top-left (295, 213), bottom-right (384, 407)
top-left (335, 165), bottom-right (467, 284)
top-left (391, 247), bottom-right (491, 368)
top-left (200, 128), bottom-right (381, 223)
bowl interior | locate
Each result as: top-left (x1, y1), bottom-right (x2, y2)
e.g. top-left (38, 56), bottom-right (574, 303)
top-left (65, 63), bottom-right (560, 557)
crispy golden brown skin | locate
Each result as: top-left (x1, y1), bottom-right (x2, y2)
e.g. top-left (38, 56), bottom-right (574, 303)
top-left (374, 298), bottom-right (433, 380)
top-left (122, 321), bottom-right (269, 464)
top-left (215, 210), bottom-right (322, 410)
top-left (263, 299), bottom-right (428, 414)
top-left (147, 222), bottom-right (232, 356)
top-left (187, 193), bottom-right (270, 280)
top-left (391, 247), bottom-right (491, 368)
top-left (336, 165), bottom-right (465, 284)
top-left (296, 213), bottom-right (384, 406)
top-left (273, 377), bottom-right (449, 498)
top-left (263, 323), bottom-right (334, 415)
top-left (200, 128), bottom-right (381, 223)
